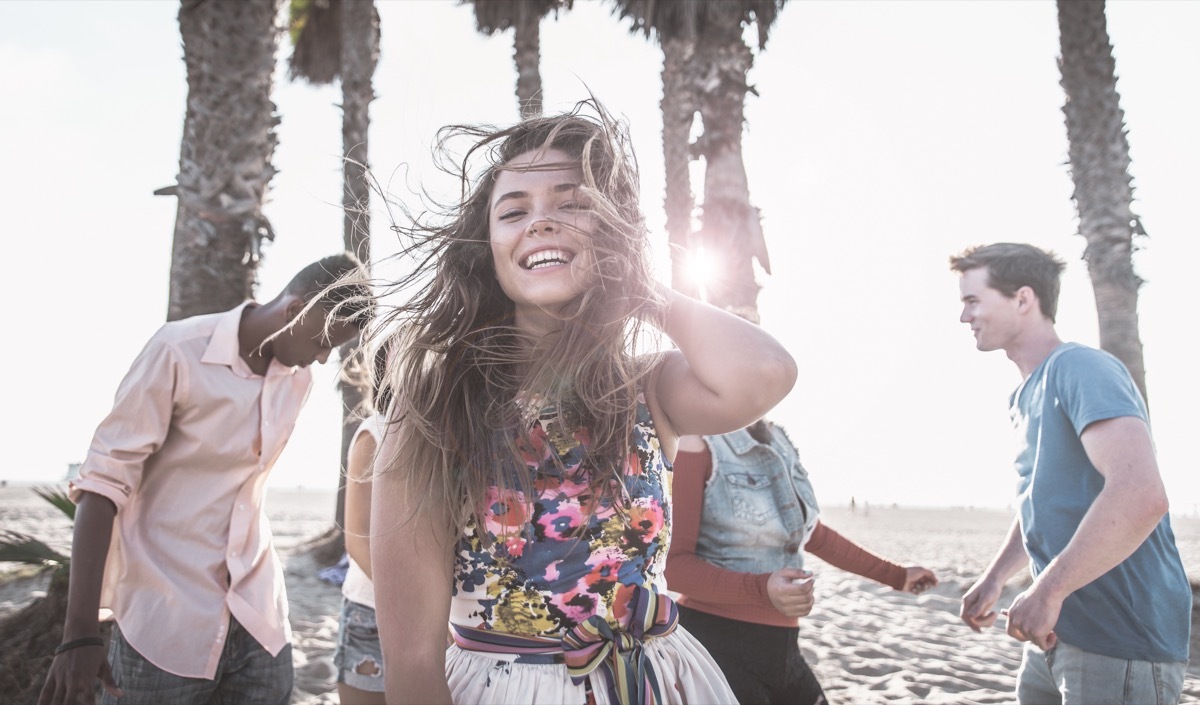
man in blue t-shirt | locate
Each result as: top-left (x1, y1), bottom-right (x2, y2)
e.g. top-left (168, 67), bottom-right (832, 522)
top-left (949, 243), bottom-right (1189, 704)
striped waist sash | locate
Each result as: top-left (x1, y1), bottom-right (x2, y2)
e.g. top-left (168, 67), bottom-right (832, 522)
top-left (452, 586), bottom-right (679, 705)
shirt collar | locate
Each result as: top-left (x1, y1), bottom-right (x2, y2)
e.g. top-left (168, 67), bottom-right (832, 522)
top-left (201, 301), bottom-right (250, 365)
top-left (722, 426), bottom-right (763, 455)
top-left (201, 301), bottom-right (297, 378)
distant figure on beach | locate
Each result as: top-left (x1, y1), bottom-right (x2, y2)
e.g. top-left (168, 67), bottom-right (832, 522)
top-left (41, 254), bottom-right (372, 705)
top-left (668, 418), bottom-right (938, 705)
top-left (335, 345), bottom-right (392, 705)
top-left (367, 100), bottom-right (797, 704)
top-left (951, 243), bottom-right (1189, 704)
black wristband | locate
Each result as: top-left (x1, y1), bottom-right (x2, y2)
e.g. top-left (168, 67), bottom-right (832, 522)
top-left (53, 636), bottom-right (105, 655)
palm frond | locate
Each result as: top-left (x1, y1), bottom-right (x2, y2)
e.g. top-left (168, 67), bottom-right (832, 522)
top-left (0, 531), bottom-right (69, 568)
top-left (32, 485), bottom-right (75, 521)
top-left (466, 0), bottom-right (571, 35)
top-left (288, 0), bottom-right (342, 84)
top-left (610, 0), bottom-right (786, 48)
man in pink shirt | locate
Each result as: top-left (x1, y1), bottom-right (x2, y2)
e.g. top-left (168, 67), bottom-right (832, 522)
top-left (40, 253), bottom-right (373, 705)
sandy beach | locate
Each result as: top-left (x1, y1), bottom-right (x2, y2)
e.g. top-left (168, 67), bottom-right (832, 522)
top-left (3, 485), bottom-right (1199, 704)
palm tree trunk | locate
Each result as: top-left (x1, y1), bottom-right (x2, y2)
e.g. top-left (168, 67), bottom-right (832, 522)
top-left (1057, 0), bottom-right (1148, 402)
top-left (661, 36), bottom-right (699, 298)
top-left (514, 6), bottom-right (542, 117)
top-left (334, 0), bottom-right (379, 534)
top-left (693, 31), bottom-right (768, 321)
top-left (169, 0), bottom-right (283, 321)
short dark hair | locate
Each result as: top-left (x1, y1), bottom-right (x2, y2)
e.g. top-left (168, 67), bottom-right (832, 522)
top-left (284, 252), bottom-right (374, 330)
top-left (949, 243), bottom-right (1066, 321)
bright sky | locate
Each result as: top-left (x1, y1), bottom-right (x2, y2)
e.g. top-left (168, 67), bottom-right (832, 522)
top-left (2, 0), bottom-right (1196, 511)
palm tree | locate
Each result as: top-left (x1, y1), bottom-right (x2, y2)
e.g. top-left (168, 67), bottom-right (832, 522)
top-left (288, 0), bottom-right (380, 541)
top-left (1056, 0), bottom-right (1148, 401)
top-left (166, 0), bottom-right (285, 321)
top-left (613, 0), bottom-right (785, 319)
top-left (466, 0), bottom-right (573, 117)
top-left (660, 31), bottom-right (701, 299)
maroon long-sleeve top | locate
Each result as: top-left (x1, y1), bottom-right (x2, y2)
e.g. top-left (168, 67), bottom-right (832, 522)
top-left (666, 447), bottom-right (907, 627)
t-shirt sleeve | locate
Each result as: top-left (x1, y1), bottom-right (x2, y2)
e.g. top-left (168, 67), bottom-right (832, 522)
top-left (664, 447), bottom-right (774, 609)
top-left (70, 332), bottom-right (182, 510)
top-left (1053, 347), bottom-right (1147, 436)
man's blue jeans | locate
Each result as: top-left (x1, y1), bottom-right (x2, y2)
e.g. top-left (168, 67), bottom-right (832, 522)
top-left (1017, 640), bottom-right (1186, 705)
top-left (102, 617), bottom-right (293, 705)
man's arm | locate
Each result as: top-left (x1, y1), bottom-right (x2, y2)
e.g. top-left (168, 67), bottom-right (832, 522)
top-left (38, 492), bottom-right (122, 705)
top-left (960, 516), bottom-right (1027, 632)
top-left (42, 333), bottom-right (177, 703)
top-left (1004, 416), bottom-right (1168, 649)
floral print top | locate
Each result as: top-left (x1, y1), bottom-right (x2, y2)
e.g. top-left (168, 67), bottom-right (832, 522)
top-left (449, 396), bottom-right (672, 638)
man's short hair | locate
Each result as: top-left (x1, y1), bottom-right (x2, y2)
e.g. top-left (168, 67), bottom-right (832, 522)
top-left (949, 243), bottom-right (1066, 322)
top-left (284, 252), bottom-right (374, 330)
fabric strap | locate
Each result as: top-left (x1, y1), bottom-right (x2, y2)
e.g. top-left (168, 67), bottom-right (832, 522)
top-left (452, 586), bottom-right (679, 705)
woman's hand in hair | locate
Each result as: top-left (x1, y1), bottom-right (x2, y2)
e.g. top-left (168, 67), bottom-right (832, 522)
top-left (647, 287), bottom-right (797, 449)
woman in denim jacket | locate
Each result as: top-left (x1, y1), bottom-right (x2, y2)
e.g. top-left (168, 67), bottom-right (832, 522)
top-left (666, 419), bottom-right (938, 704)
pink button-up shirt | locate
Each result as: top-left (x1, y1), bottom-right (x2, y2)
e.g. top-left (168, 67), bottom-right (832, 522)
top-left (71, 302), bottom-right (313, 679)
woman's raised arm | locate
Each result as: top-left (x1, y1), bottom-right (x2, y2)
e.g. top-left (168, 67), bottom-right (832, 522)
top-left (648, 288), bottom-right (797, 452)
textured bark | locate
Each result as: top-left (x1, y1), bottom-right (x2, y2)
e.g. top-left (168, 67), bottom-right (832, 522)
top-left (661, 36), bottom-right (699, 298)
top-left (335, 0), bottom-right (378, 535)
top-left (514, 8), bottom-right (542, 117)
top-left (693, 24), bottom-right (767, 321)
top-left (1057, 0), bottom-right (1148, 402)
top-left (169, 0), bottom-right (283, 321)
top-left (339, 0), bottom-right (375, 263)
top-left (612, 0), bottom-right (776, 320)
top-left (469, 1), bottom-right (567, 118)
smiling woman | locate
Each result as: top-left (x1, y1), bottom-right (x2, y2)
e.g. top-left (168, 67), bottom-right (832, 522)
top-left (487, 147), bottom-right (598, 333)
top-left (362, 99), bottom-right (797, 705)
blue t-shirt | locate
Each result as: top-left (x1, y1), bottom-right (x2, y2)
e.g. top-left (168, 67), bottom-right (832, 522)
top-left (1011, 343), bottom-right (1190, 662)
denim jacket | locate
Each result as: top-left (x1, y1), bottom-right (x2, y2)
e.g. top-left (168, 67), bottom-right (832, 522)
top-left (695, 423), bottom-right (820, 574)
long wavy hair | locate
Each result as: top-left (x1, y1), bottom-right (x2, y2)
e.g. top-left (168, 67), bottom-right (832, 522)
top-left (372, 99), bottom-right (666, 537)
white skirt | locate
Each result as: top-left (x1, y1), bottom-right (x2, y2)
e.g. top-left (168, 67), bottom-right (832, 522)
top-left (445, 625), bottom-right (738, 705)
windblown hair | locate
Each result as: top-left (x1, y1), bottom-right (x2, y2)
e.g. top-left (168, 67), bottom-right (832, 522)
top-left (949, 242), bottom-right (1066, 322)
top-left (285, 251), bottom-right (376, 330)
top-left (372, 99), bottom-right (665, 536)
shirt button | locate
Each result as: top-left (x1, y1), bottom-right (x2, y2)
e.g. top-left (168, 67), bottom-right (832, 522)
top-left (238, 504), bottom-right (246, 510)
top-left (784, 541), bottom-right (801, 554)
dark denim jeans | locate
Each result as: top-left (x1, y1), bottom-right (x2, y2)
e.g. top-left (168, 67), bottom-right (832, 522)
top-left (679, 604), bottom-right (827, 705)
top-left (103, 617), bottom-right (293, 705)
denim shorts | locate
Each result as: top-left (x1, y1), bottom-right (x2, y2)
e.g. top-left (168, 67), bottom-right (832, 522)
top-left (333, 598), bottom-right (386, 692)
